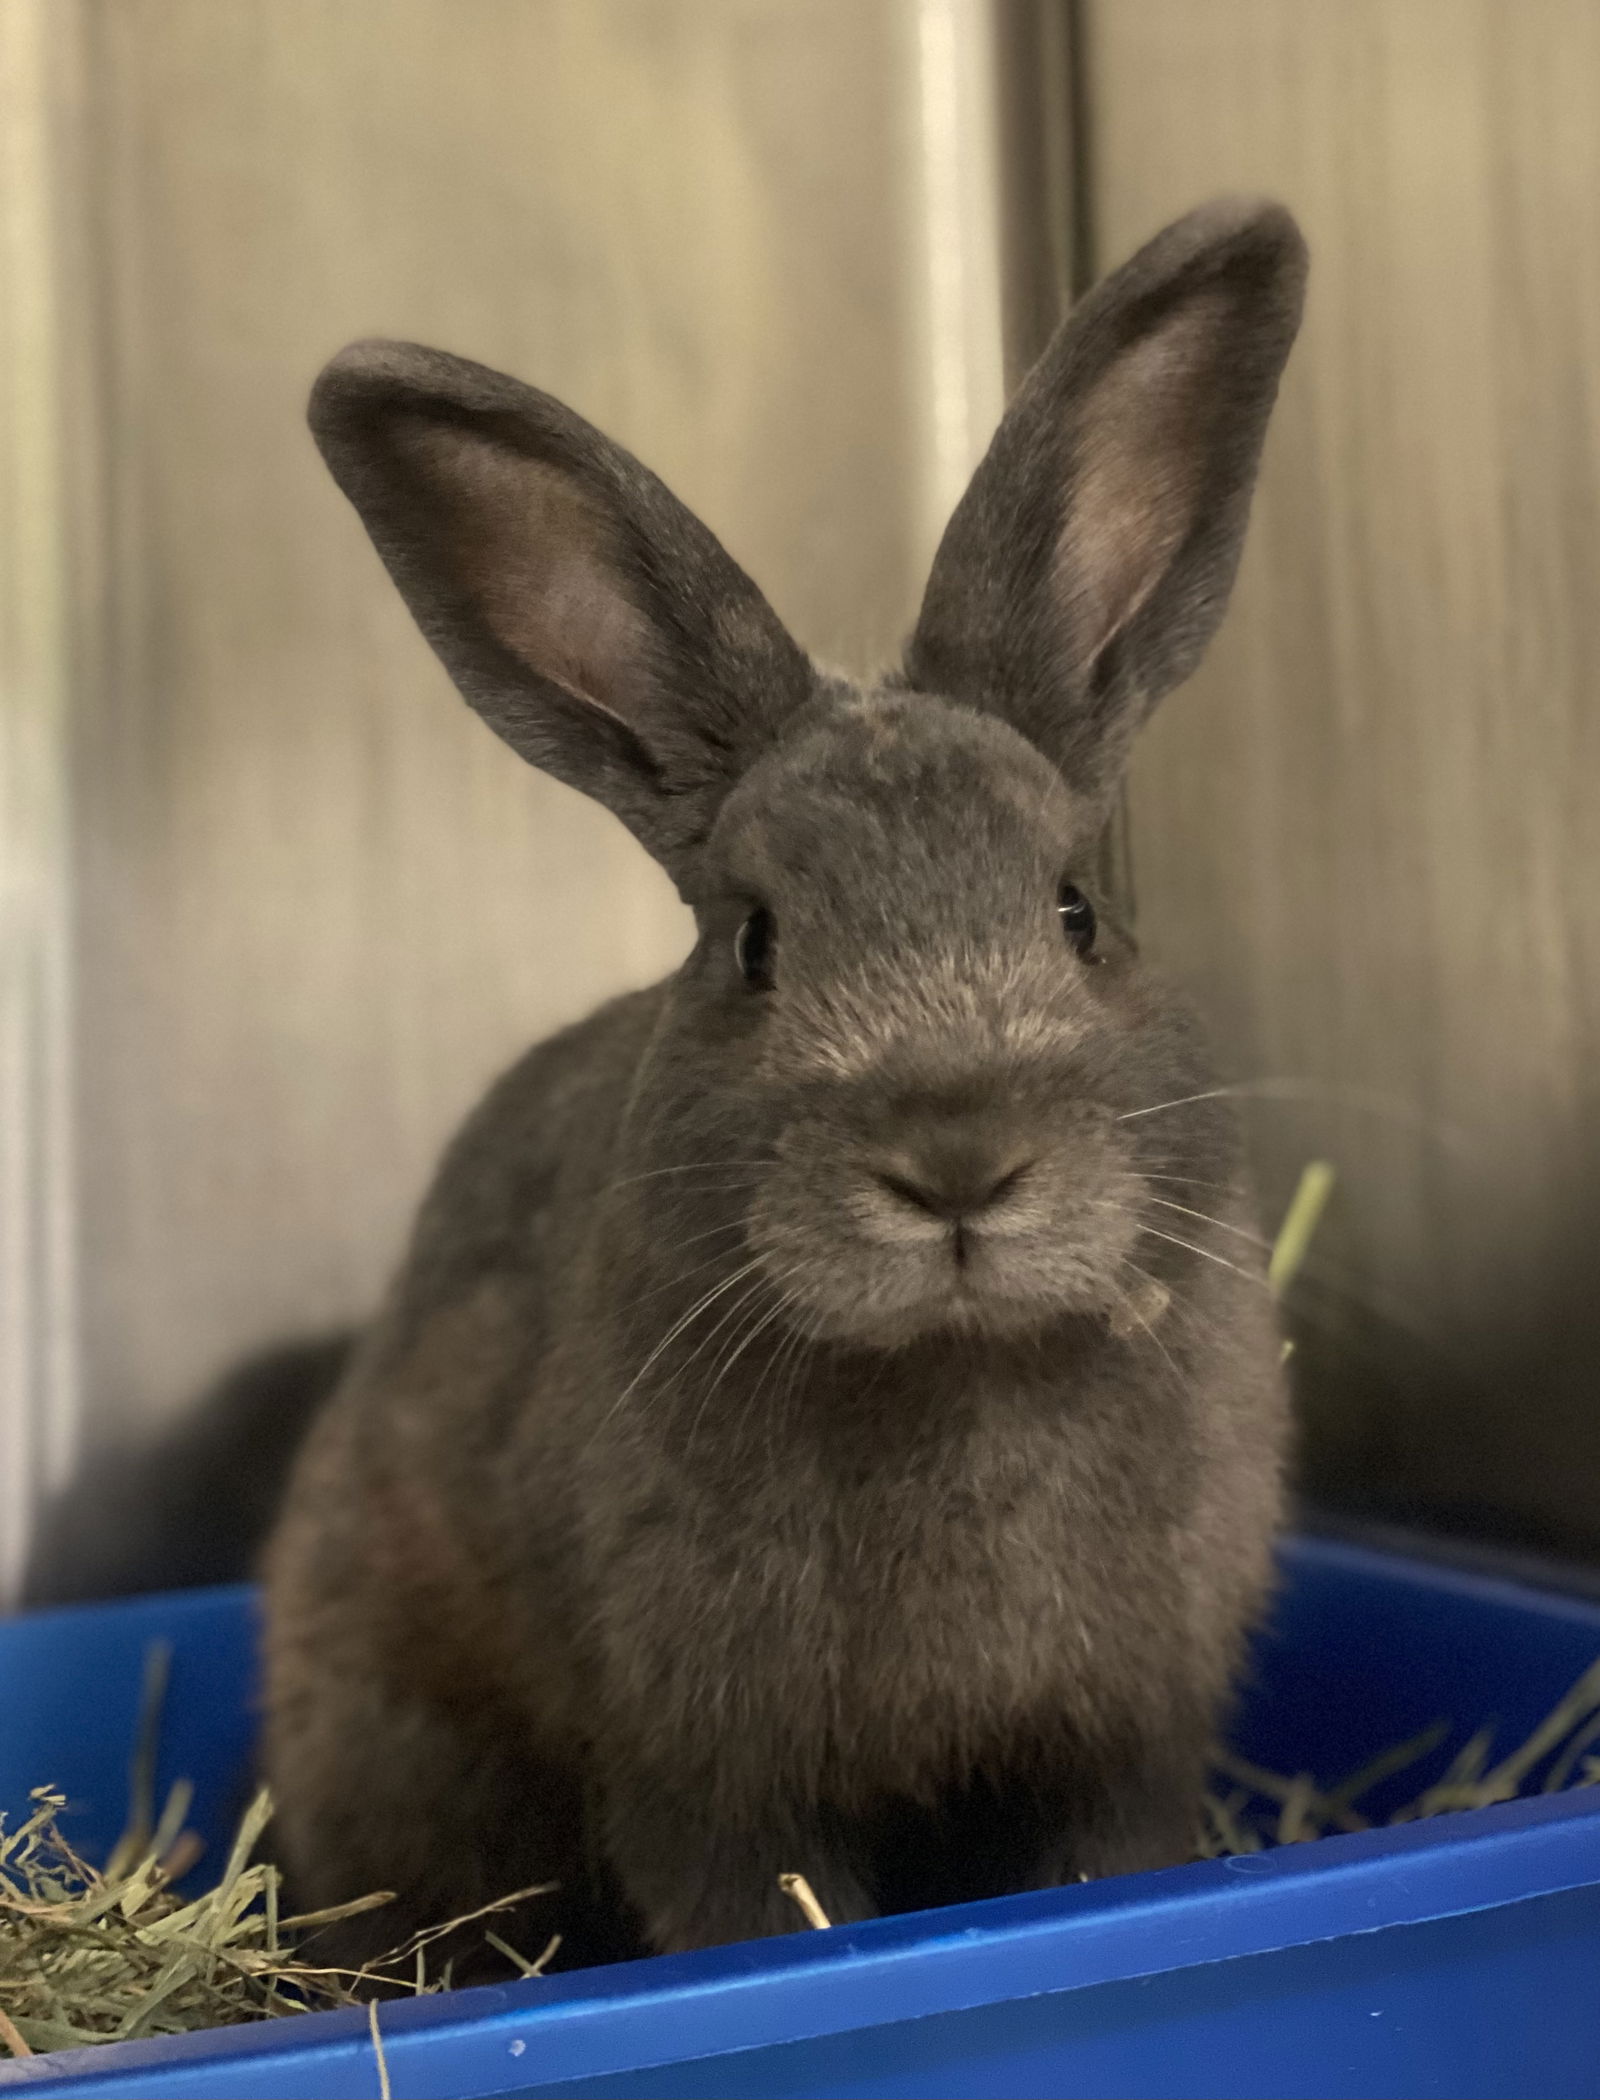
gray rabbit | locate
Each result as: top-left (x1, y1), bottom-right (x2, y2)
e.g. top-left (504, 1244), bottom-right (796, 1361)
top-left (264, 198), bottom-right (1307, 1969)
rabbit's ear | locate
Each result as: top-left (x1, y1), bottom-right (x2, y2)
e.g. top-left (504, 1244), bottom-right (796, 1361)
top-left (309, 342), bottom-right (814, 882)
top-left (905, 199), bottom-right (1306, 807)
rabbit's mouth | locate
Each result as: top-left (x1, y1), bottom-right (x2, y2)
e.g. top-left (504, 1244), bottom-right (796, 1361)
top-left (745, 1129), bottom-right (1144, 1347)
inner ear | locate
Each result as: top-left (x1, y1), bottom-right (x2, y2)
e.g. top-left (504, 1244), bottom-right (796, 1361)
top-left (396, 414), bottom-right (662, 727)
top-left (903, 200), bottom-right (1306, 810)
top-left (1056, 289), bottom-right (1230, 683)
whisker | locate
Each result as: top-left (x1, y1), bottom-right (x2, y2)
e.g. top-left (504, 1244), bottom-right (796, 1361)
top-left (1138, 1172), bottom-right (1241, 1195)
top-left (668, 1220), bottom-right (751, 1254)
top-left (774, 1297), bottom-right (828, 1396)
top-left (1143, 1195), bottom-right (1272, 1252)
top-left (764, 1300), bottom-right (823, 1442)
top-left (603, 1160), bottom-right (769, 1195)
top-left (1118, 1079), bottom-right (1476, 1154)
top-left (1119, 1086), bottom-right (1259, 1123)
top-left (779, 1304), bottom-right (820, 1390)
top-left (740, 1297), bottom-right (818, 1472)
top-left (591, 1257), bottom-right (766, 1435)
top-left (1131, 1186), bottom-right (1450, 1354)
top-left (617, 1182), bottom-right (763, 1201)
top-left (1138, 1224), bottom-right (1272, 1291)
top-left (629, 1230), bottom-right (753, 1308)
top-left (1146, 1265), bottom-right (1269, 1358)
top-left (668, 1269), bottom-right (779, 1393)
top-left (665, 1261), bottom-right (823, 1439)
top-left (700, 1296), bottom-right (795, 1416)
top-left (1135, 1221), bottom-right (1461, 1379)
top-left (1113, 1260), bottom-right (1185, 1389)
top-left (681, 1269), bottom-right (809, 1460)
top-left (710, 1283), bottom-right (805, 1399)
top-left (1125, 1226), bottom-right (1453, 1369)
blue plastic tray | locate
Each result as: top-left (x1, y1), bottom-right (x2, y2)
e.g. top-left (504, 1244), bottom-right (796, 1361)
top-left (5, 1535), bottom-right (1600, 2098)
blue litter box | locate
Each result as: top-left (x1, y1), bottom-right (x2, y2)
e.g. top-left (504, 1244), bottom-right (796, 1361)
top-left (5, 1532), bottom-right (1600, 2099)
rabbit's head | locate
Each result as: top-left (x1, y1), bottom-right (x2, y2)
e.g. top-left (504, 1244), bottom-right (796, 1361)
top-left (311, 200), bottom-right (1305, 1350)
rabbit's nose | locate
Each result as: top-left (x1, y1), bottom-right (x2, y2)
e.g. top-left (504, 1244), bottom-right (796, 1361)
top-left (874, 1148), bottom-right (1034, 1222)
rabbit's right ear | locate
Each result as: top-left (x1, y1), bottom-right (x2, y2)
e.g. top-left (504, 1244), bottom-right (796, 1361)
top-left (905, 199), bottom-right (1307, 809)
top-left (309, 343), bottom-right (815, 886)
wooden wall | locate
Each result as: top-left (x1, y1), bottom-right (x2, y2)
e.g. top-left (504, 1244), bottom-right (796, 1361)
top-left (1086, 0), bottom-right (1600, 1552)
top-left (59, 0), bottom-right (943, 1442)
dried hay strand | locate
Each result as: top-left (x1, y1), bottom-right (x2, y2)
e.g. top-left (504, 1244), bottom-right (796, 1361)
top-left (0, 1780), bottom-right (557, 2058)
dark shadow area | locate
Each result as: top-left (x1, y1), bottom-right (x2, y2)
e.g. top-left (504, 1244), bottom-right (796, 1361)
top-left (20, 1333), bottom-right (353, 1607)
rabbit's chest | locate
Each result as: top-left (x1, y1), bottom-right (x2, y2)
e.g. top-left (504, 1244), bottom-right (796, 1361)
top-left (826, 1447), bottom-right (1181, 1735)
top-left (603, 1402), bottom-right (1194, 1778)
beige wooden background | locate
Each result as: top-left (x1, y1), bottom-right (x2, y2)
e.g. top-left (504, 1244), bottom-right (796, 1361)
top-left (1088, 0), bottom-right (1600, 1554)
top-left (71, 0), bottom-right (903, 1440)
top-left (4, 0), bottom-right (1013, 1593)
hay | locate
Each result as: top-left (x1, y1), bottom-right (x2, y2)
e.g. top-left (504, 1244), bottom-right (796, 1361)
top-left (0, 1627), bottom-right (557, 2058)
top-left (1268, 1160), bottom-right (1337, 1299)
top-left (778, 1872), bottom-right (833, 1929)
top-left (9, 1656), bottom-right (1600, 2060)
top-left (1199, 1656), bottom-right (1600, 1856)
top-left (0, 1782), bottom-right (556, 2058)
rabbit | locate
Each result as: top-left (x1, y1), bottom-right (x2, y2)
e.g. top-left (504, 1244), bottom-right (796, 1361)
top-left (263, 197), bottom-right (1307, 1973)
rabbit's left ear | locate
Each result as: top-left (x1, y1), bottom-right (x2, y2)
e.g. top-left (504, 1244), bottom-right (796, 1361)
top-left (905, 198), bottom-right (1307, 806)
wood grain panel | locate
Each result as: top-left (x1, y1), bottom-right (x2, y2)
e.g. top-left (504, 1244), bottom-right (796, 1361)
top-left (1086, 0), bottom-right (1600, 1551)
top-left (70, 0), bottom-right (929, 1433)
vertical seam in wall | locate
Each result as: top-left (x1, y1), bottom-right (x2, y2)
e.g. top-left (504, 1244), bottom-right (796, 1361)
top-left (908, 0), bottom-right (1008, 576)
top-left (1063, 0), bottom-right (1098, 297)
top-left (0, 0), bottom-right (85, 1599)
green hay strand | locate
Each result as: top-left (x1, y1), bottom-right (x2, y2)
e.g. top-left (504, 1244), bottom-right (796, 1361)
top-left (1268, 1159), bottom-right (1337, 1297)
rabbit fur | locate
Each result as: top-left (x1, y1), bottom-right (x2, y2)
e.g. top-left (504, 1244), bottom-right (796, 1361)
top-left (264, 198), bottom-right (1307, 1969)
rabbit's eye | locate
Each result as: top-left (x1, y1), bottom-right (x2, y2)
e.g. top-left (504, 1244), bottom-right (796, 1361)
top-left (735, 908), bottom-right (776, 989)
top-left (1057, 881), bottom-right (1098, 958)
